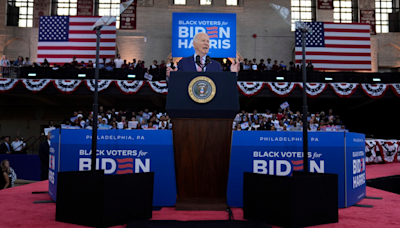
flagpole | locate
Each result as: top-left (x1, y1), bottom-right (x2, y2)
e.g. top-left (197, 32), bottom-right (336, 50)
top-left (91, 27), bottom-right (101, 173)
top-left (301, 29), bottom-right (309, 173)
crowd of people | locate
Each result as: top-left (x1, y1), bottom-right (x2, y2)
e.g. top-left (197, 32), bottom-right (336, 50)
top-left (233, 108), bottom-right (345, 132)
top-left (59, 106), bottom-right (172, 130)
top-left (224, 58), bottom-right (314, 72)
top-left (2, 54), bottom-right (315, 77)
top-left (54, 106), bottom-right (344, 132)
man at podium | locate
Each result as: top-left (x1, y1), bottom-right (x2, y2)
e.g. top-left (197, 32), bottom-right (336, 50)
top-left (167, 32), bottom-right (239, 77)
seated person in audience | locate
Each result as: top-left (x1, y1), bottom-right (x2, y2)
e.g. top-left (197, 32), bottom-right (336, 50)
top-left (131, 59), bottom-right (137, 68)
top-left (319, 120), bottom-right (326, 131)
top-left (327, 109), bottom-right (334, 119)
top-left (86, 113), bottom-right (94, 127)
top-left (287, 120), bottom-right (295, 130)
top-left (276, 109), bottom-right (284, 120)
top-left (306, 61), bottom-right (314, 72)
top-left (42, 59), bottom-right (50, 67)
top-left (289, 61), bottom-right (296, 71)
top-left (120, 116), bottom-right (127, 125)
top-left (276, 121), bottom-right (285, 131)
top-left (52, 63), bottom-right (59, 70)
top-left (148, 60), bottom-right (158, 70)
top-left (123, 123), bottom-right (130, 129)
top-left (258, 59), bottom-right (266, 71)
top-left (136, 60), bottom-right (143, 69)
top-left (270, 125), bottom-right (276, 131)
top-left (111, 121), bottom-right (117, 129)
top-left (272, 60), bottom-right (279, 71)
top-left (71, 56), bottom-right (78, 67)
top-left (249, 119), bottom-right (260, 131)
top-left (99, 118), bottom-right (110, 129)
top-left (296, 60), bottom-right (302, 71)
top-left (108, 57), bottom-right (116, 68)
top-left (265, 58), bottom-right (273, 71)
top-left (86, 60), bottom-right (93, 69)
top-left (147, 122), bottom-right (156, 130)
top-left (279, 61), bottom-right (287, 71)
top-left (77, 114), bottom-right (85, 128)
top-left (282, 115), bottom-right (290, 125)
top-left (121, 60), bottom-right (129, 69)
top-left (236, 124), bottom-right (242, 131)
top-left (159, 60), bottom-right (166, 69)
top-left (271, 115), bottom-right (279, 128)
top-left (159, 121), bottom-right (168, 130)
top-left (22, 57), bottom-right (31, 67)
top-left (13, 56), bottom-right (24, 67)
top-left (79, 61), bottom-right (86, 69)
top-left (290, 121), bottom-right (303, 131)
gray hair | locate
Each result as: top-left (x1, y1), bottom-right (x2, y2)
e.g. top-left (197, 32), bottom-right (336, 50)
top-left (193, 32), bottom-right (208, 43)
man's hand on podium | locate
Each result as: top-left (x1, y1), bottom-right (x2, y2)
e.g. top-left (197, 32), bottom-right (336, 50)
top-left (167, 67), bottom-right (178, 77)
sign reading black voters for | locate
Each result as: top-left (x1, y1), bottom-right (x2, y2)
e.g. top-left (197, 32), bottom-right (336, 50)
top-left (172, 13), bottom-right (236, 58)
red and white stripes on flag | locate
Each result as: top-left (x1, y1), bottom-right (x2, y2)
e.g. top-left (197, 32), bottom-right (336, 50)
top-left (295, 22), bottom-right (371, 71)
top-left (37, 16), bottom-right (116, 65)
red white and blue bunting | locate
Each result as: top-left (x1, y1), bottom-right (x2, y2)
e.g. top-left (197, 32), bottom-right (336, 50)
top-left (297, 83), bottom-right (327, 98)
top-left (330, 83), bottom-right (358, 98)
top-left (84, 80), bottom-right (113, 92)
top-left (148, 81), bottom-right (168, 94)
top-left (0, 79), bottom-right (19, 93)
top-left (3, 80), bottom-right (400, 100)
top-left (360, 83), bottom-right (389, 99)
top-left (237, 81), bottom-right (265, 97)
top-left (115, 80), bottom-right (145, 95)
top-left (53, 80), bottom-right (82, 94)
top-left (391, 84), bottom-right (400, 97)
top-left (365, 140), bottom-right (378, 164)
top-left (21, 79), bottom-right (51, 92)
top-left (266, 82), bottom-right (296, 97)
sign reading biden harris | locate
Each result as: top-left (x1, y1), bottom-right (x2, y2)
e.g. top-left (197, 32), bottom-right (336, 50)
top-left (172, 13), bottom-right (236, 57)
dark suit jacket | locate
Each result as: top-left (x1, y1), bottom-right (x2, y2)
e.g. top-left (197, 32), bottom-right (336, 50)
top-left (39, 141), bottom-right (49, 166)
top-left (0, 142), bottom-right (11, 154)
top-left (177, 55), bottom-right (222, 72)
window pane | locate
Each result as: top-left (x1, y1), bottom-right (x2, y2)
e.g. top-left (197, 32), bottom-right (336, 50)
top-left (291, 0), bottom-right (314, 31)
top-left (375, 0), bottom-right (393, 33)
top-left (174, 0), bottom-right (186, 5)
top-left (200, 0), bottom-right (212, 5)
top-left (226, 0), bottom-right (238, 5)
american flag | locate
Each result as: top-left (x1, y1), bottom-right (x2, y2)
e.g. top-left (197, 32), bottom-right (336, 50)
top-left (295, 22), bottom-right (371, 71)
top-left (37, 16), bottom-right (116, 65)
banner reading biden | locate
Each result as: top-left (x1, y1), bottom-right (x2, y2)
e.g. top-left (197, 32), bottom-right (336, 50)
top-left (172, 12), bottom-right (236, 58)
top-left (227, 131), bottom-right (365, 208)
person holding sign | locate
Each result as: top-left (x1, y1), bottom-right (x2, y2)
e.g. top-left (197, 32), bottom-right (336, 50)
top-left (166, 32), bottom-right (240, 76)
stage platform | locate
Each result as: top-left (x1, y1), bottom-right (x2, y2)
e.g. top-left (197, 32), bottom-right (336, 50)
top-left (1, 163), bottom-right (400, 228)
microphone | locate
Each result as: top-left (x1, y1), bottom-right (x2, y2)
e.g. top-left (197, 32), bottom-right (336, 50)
top-left (196, 55), bottom-right (201, 67)
top-left (204, 55), bottom-right (211, 67)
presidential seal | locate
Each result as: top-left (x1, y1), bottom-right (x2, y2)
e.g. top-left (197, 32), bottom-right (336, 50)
top-left (188, 76), bottom-right (216, 103)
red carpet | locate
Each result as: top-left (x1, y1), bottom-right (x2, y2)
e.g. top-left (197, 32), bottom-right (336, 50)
top-left (0, 163), bottom-right (399, 228)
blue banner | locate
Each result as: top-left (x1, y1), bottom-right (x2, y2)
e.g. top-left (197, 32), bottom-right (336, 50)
top-left (172, 12), bottom-right (236, 57)
top-left (345, 132), bottom-right (366, 207)
top-left (49, 128), bottom-right (60, 200)
top-left (50, 129), bottom-right (177, 207)
top-left (227, 131), bottom-right (364, 208)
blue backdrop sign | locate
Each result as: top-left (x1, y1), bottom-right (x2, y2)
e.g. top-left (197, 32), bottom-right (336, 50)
top-left (345, 132), bottom-right (367, 207)
top-left (172, 12), bottom-right (236, 57)
top-left (49, 129), bottom-right (177, 207)
top-left (227, 131), bottom-right (365, 208)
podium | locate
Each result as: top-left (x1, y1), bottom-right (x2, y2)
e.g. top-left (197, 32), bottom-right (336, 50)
top-left (166, 72), bottom-right (239, 210)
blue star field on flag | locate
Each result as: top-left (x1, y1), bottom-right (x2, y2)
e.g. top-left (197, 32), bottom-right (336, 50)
top-left (295, 22), bottom-right (325, 47)
top-left (39, 16), bottom-right (70, 42)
